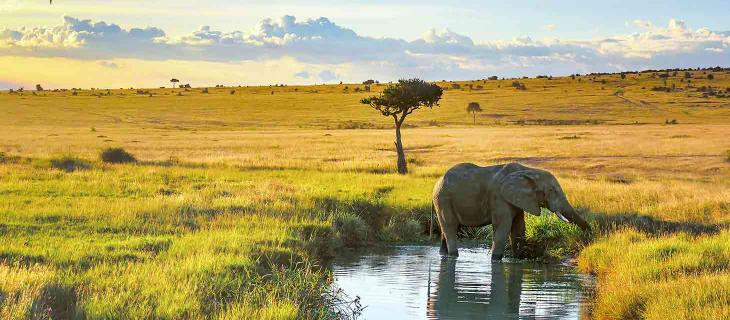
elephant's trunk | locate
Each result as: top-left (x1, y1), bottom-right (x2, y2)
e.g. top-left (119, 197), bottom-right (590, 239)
top-left (557, 203), bottom-right (591, 231)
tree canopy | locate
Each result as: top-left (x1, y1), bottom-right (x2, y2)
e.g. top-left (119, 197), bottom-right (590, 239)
top-left (361, 78), bottom-right (443, 125)
top-left (466, 102), bottom-right (482, 113)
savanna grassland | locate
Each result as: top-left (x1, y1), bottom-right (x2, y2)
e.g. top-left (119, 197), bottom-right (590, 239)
top-left (1, 69), bottom-right (730, 319)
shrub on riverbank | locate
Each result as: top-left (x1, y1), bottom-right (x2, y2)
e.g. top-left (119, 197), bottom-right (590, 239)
top-left (382, 217), bottom-right (423, 242)
top-left (517, 212), bottom-right (590, 261)
top-left (578, 229), bottom-right (730, 319)
top-left (333, 213), bottom-right (369, 248)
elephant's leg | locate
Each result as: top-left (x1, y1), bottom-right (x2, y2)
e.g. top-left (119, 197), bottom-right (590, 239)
top-left (444, 223), bottom-right (459, 257)
top-left (440, 236), bottom-right (448, 254)
top-left (442, 222), bottom-right (459, 257)
top-left (436, 200), bottom-right (460, 257)
top-left (509, 210), bottom-right (526, 259)
top-left (491, 203), bottom-right (514, 261)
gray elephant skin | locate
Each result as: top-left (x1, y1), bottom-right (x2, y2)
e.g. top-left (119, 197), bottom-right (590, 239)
top-left (432, 162), bottom-right (590, 260)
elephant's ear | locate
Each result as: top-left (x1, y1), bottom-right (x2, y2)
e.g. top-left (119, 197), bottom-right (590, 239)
top-left (499, 171), bottom-right (541, 216)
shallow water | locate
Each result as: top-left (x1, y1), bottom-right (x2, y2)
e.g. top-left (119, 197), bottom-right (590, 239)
top-left (332, 246), bottom-right (593, 319)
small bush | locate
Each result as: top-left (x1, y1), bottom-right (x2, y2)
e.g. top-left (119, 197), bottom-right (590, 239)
top-left (511, 81), bottom-right (527, 90)
top-left (382, 218), bottom-right (423, 242)
top-left (333, 213), bottom-right (369, 248)
top-left (521, 212), bottom-right (589, 261)
top-left (99, 147), bottom-right (137, 164)
top-left (46, 155), bottom-right (92, 172)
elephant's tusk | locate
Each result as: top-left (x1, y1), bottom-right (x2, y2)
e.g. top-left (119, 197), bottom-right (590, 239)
top-left (554, 211), bottom-right (570, 223)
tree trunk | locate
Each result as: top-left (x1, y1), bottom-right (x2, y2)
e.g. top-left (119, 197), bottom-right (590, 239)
top-left (394, 122), bottom-right (407, 174)
top-left (472, 112), bottom-right (476, 124)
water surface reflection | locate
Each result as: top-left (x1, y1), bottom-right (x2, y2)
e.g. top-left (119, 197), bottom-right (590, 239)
top-left (332, 246), bottom-right (592, 319)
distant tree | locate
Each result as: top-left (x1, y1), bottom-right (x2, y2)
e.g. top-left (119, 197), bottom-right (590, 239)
top-left (466, 102), bottom-right (483, 124)
top-left (170, 78), bottom-right (180, 88)
top-left (620, 73), bottom-right (626, 79)
top-left (361, 79), bottom-right (443, 174)
top-left (708, 74), bottom-right (715, 80)
top-left (488, 76), bottom-right (498, 80)
top-left (35, 84), bottom-right (44, 91)
top-left (363, 79), bottom-right (376, 85)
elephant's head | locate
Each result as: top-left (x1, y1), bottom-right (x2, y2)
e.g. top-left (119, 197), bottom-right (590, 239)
top-left (499, 167), bottom-right (591, 231)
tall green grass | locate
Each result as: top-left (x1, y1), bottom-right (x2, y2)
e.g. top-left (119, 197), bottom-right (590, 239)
top-left (2, 150), bottom-right (728, 318)
top-left (0, 158), bottom-right (430, 318)
top-left (579, 230), bottom-right (730, 319)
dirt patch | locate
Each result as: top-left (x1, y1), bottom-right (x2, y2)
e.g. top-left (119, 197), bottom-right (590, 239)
top-left (482, 113), bottom-right (512, 119)
top-left (510, 119), bottom-right (608, 125)
top-left (558, 135), bottom-right (582, 140)
top-left (494, 154), bottom-right (722, 165)
top-left (375, 144), bottom-right (443, 153)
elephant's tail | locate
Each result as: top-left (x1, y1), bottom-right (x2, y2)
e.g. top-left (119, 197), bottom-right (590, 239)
top-left (430, 203), bottom-right (435, 239)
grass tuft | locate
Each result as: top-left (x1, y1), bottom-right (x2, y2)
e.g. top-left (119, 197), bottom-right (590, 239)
top-left (99, 147), bottom-right (137, 164)
top-left (381, 217), bottom-right (423, 242)
top-left (333, 213), bottom-right (369, 248)
top-left (521, 212), bottom-right (589, 261)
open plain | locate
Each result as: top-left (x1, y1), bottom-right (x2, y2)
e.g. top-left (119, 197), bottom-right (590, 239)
top-left (2, 71), bottom-right (730, 319)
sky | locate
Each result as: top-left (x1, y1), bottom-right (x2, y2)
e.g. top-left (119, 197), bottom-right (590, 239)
top-left (1, 0), bottom-right (729, 89)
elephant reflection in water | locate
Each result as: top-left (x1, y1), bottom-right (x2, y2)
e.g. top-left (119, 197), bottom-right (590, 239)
top-left (426, 257), bottom-right (523, 319)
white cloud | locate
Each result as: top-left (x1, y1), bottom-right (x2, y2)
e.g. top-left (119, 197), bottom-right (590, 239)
top-left (631, 19), bottom-right (655, 29)
top-left (0, 15), bottom-right (728, 84)
top-left (544, 24), bottom-right (556, 32)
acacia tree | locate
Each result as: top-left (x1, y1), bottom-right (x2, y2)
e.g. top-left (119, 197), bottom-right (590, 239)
top-left (170, 78), bottom-right (180, 88)
top-left (466, 102), bottom-right (482, 124)
top-left (361, 78), bottom-right (443, 174)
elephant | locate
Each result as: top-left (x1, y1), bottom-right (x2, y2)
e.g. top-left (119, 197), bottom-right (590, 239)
top-left (432, 162), bottom-right (590, 260)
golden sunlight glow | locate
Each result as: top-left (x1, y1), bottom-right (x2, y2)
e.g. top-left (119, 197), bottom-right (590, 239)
top-left (0, 56), bottom-right (350, 89)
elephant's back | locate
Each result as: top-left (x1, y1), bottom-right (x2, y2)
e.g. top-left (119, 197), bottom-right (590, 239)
top-left (433, 163), bottom-right (484, 196)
